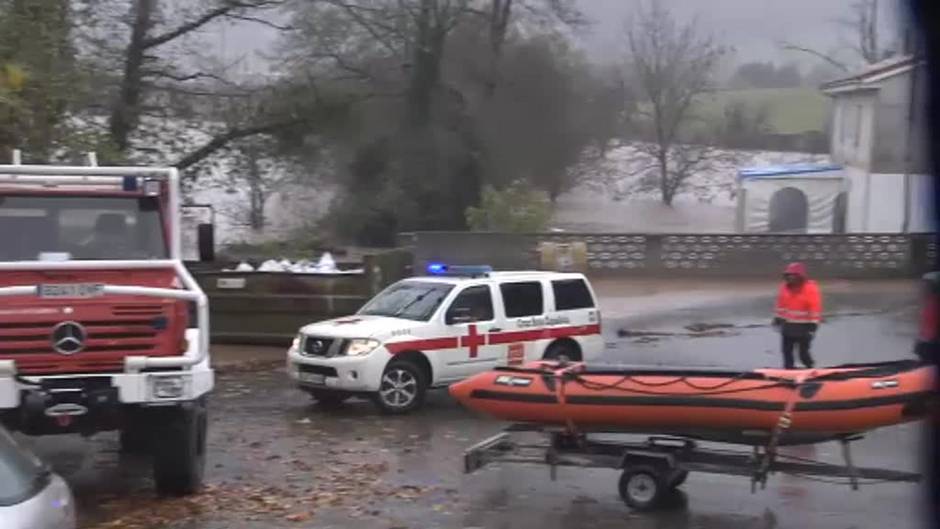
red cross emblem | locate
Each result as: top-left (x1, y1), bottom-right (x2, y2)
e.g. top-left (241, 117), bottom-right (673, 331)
top-left (460, 324), bottom-right (486, 358)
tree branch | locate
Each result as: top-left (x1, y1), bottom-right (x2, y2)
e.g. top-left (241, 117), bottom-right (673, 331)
top-left (142, 69), bottom-right (234, 84)
top-left (224, 12), bottom-right (295, 31)
top-left (174, 117), bottom-right (306, 171)
top-left (322, 0), bottom-right (402, 56)
top-left (144, 1), bottom-right (281, 50)
top-left (780, 42), bottom-right (850, 72)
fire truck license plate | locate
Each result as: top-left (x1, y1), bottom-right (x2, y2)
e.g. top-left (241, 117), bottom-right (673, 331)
top-left (39, 283), bottom-right (105, 299)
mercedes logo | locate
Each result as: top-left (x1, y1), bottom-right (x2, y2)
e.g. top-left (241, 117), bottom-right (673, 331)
top-left (51, 321), bottom-right (87, 355)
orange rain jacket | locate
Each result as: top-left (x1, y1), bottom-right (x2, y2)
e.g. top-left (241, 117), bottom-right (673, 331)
top-left (775, 263), bottom-right (822, 328)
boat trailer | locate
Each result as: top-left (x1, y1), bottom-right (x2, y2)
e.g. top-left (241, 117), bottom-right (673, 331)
top-left (463, 426), bottom-right (922, 511)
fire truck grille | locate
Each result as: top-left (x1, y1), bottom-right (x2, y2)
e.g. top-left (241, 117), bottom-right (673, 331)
top-left (0, 319), bottom-right (161, 356)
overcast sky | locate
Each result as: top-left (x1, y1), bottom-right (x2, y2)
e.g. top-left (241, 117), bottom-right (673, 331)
top-left (577, 0), bottom-right (903, 64)
top-left (208, 0), bottom-right (906, 74)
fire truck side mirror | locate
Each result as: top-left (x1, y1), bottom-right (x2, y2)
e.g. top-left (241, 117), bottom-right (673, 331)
top-left (197, 223), bottom-right (215, 262)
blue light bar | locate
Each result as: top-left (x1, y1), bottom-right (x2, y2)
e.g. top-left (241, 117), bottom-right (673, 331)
top-left (426, 263), bottom-right (493, 277)
top-left (122, 176), bottom-right (139, 191)
top-left (427, 262), bottom-right (448, 274)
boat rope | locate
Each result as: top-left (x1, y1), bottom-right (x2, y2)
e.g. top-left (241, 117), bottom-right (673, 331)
top-left (555, 370), bottom-right (579, 436)
top-left (569, 373), bottom-right (792, 397)
top-left (755, 370), bottom-right (817, 485)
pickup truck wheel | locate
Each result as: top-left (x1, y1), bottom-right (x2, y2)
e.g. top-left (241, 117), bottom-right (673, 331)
top-left (153, 399), bottom-right (207, 496)
top-left (543, 340), bottom-right (581, 362)
top-left (373, 360), bottom-right (426, 414)
top-left (310, 389), bottom-right (351, 408)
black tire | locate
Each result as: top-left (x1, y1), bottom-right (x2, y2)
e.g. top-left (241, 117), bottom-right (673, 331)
top-left (119, 414), bottom-right (151, 455)
top-left (618, 465), bottom-right (666, 511)
top-left (310, 389), bottom-right (351, 408)
top-left (668, 469), bottom-right (689, 488)
top-left (153, 399), bottom-right (207, 496)
top-left (542, 340), bottom-right (581, 362)
top-left (372, 360), bottom-right (427, 414)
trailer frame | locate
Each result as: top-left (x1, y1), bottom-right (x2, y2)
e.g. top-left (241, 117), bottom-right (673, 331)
top-left (463, 426), bottom-right (922, 511)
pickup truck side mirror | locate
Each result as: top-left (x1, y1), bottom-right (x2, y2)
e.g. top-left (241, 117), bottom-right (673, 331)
top-left (446, 307), bottom-right (473, 325)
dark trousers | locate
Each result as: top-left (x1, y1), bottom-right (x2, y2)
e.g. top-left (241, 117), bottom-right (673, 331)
top-left (782, 334), bottom-right (814, 369)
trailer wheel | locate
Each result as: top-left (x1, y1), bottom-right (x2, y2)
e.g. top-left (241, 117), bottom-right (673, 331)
top-left (153, 399), bottom-right (207, 496)
top-left (618, 466), bottom-right (665, 511)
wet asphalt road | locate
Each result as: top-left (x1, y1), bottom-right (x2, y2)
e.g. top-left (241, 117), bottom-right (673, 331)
top-left (24, 282), bottom-right (930, 529)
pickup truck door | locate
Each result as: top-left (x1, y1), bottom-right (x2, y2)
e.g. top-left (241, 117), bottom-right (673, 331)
top-left (439, 284), bottom-right (503, 380)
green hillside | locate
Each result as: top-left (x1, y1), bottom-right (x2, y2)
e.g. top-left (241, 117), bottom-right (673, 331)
top-left (699, 87), bottom-right (829, 135)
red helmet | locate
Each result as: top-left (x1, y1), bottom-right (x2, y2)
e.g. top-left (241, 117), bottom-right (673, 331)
top-left (783, 262), bottom-right (807, 278)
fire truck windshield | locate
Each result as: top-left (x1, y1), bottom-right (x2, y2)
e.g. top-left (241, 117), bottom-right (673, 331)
top-left (0, 195), bottom-right (168, 261)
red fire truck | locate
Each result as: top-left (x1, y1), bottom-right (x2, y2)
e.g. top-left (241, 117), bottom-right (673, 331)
top-left (0, 161), bottom-right (213, 495)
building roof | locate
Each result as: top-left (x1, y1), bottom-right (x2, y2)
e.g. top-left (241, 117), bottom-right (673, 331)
top-left (820, 55), bottom-right (921, 95)
top-left (738, 162), bottom-right (843, 180)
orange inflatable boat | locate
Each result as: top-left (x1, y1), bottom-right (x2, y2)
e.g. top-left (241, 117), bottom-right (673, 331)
top-left (449, 360), bottom-right (936, 445)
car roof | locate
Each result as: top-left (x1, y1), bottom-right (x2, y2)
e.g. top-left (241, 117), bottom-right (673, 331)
top-left (403, 271), bottom-right (588, 285)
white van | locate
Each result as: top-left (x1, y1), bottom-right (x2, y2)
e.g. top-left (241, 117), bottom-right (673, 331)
top-left (287, 265), bottom-right (603, 413)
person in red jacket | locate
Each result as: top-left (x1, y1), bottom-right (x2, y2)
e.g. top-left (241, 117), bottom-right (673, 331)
top-left (772, 262), bottom-right (822, 369)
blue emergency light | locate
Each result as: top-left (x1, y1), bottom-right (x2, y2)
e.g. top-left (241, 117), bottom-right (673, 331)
top-left (426, 263), bottom-right (493, 277)
top-left (122, 176), bottom-right (139, 192)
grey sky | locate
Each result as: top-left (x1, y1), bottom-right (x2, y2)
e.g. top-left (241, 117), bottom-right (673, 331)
top-left (577, 0), bottom-right (903, 65)
top-left (208, 0), bottom-right (905, 74)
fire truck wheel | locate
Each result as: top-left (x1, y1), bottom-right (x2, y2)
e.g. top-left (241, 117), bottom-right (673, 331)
top-left (119, 415), bottom-right (152, 455)
top-left (153, 399), bottom-right (207, 496)
top-left (373, 359), bottom-right (427, 414)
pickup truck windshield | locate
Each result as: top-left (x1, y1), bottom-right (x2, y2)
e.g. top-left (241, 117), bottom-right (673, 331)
top-left (0, 195), bottom-right (168, 261)
top-left (359, 281), bottom-right (454, 321)
top-left (0, 428), bottom-right (48, 507)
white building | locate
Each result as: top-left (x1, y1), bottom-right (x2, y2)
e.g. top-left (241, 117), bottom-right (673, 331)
top-left (821, 55), bottom-right (933, 233)
top-left (735, 163), bottom-right (846, 233)
top-left (735, 55), bottom-right (934, 234)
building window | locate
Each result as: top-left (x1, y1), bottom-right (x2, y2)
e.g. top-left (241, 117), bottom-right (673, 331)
top-left (768, 187), bottom-right (809, 233)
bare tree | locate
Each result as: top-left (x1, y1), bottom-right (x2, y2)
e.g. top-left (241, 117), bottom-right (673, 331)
top-left (781, 0), bottom-right (894, 72)
top-left (470, 0), bottom-right (583, 98)
top-left (92, 0), bottom-right (292, 157)
top-left (624, 2), bottom-right (725, 206)
top-left (205, 135), bottom-right (302, 231)
top-left (845, 0), bottom-right (882, 64)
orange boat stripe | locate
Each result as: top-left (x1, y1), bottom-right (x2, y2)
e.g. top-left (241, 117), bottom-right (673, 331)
top-left (468, 389), bottom-right (932, 412)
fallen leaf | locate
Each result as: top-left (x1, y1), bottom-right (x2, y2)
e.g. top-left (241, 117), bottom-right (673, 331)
top-left (285, 511), bottom-right (313, 522)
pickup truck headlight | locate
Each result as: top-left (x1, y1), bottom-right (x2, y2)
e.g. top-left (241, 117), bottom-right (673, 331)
top-left (345, 339), bottom-right (381, 357)
top-left (291, 334), bottom-right (302, 351)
